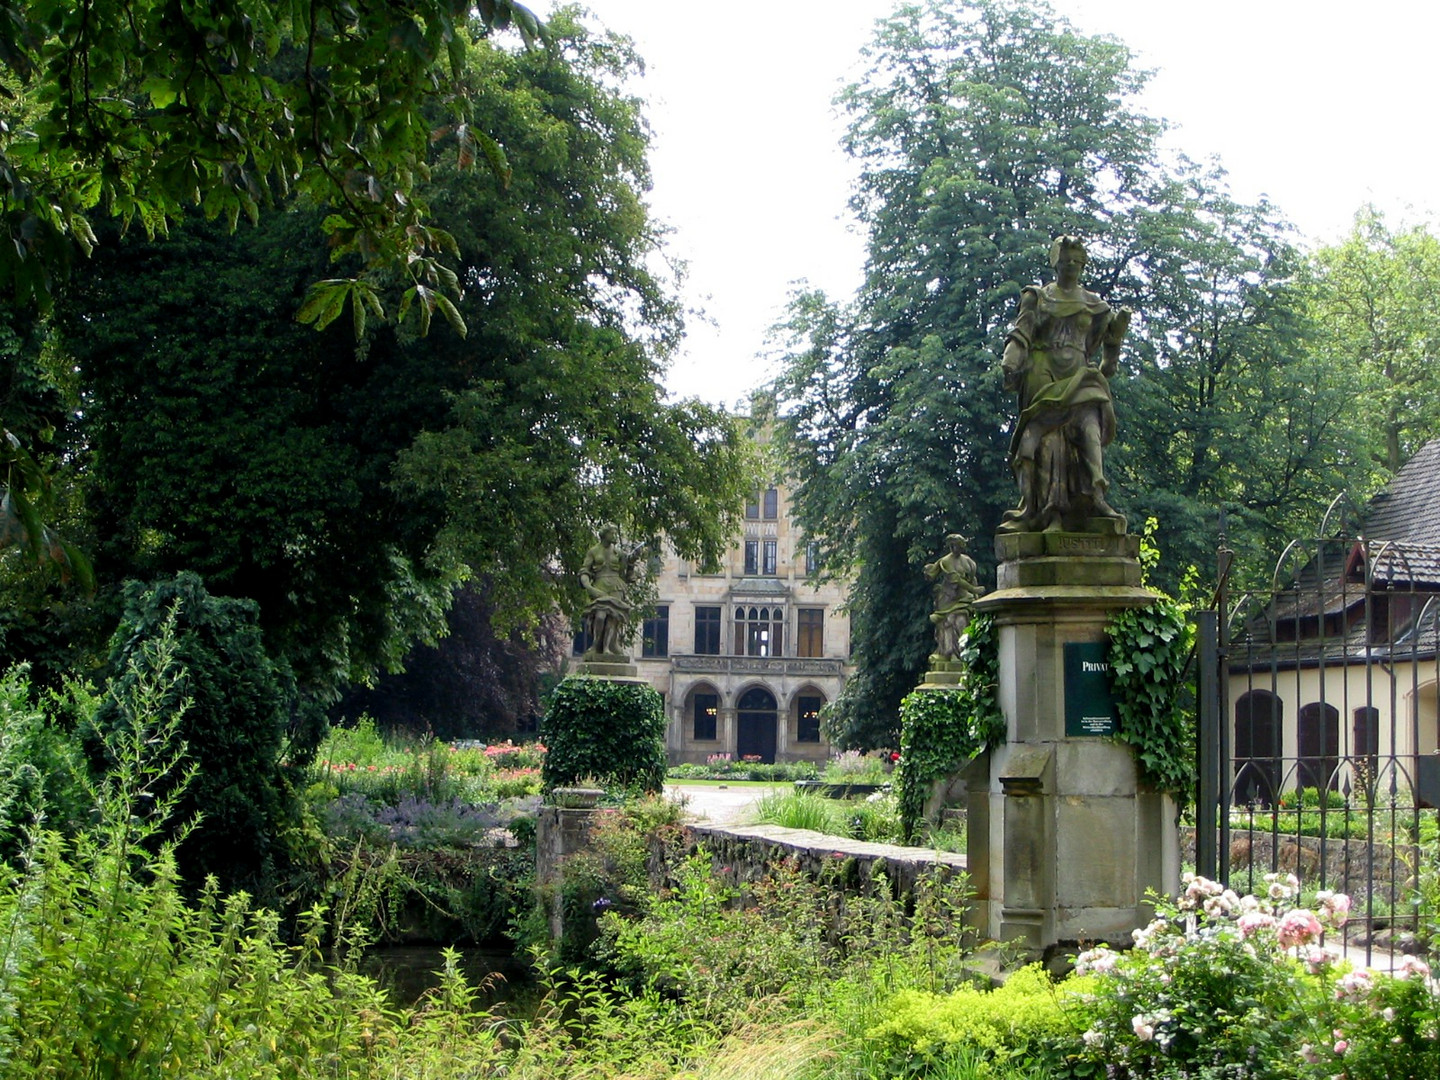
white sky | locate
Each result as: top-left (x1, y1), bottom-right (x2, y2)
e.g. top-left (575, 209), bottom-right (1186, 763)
top-left (540, 1), bottom-right (1440, 407)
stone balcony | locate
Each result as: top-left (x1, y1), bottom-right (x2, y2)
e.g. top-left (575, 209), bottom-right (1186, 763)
top-left (669, 653), bottom-right (845, 678)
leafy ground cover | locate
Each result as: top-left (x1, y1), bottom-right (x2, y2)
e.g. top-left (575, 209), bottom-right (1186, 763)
top-left (296, 717), bottom-right (546, 944)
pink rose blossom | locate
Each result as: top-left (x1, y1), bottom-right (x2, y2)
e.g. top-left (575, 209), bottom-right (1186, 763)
top-left (1397, 955), bottom-right (1431, 980)
top-left (1336, 970), bottom-right (1373, 1003)
top-left (1237, 911), bottom-right (1276, 937)
top-left (1277, 908), bottom-right (1322, 949)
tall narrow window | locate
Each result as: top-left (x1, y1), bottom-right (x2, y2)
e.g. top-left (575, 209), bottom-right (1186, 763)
top-left (641, 605), bottom-right (669, 657)
top-left (797, 695), bottom-right (823, 742)
top-left (1353, 706), bottom-right (1380, 769)
top-left (744, 492), bottom-right (760, 520)
top-left (735, 606), bottom-right (784, 657)
top-left (797, 608), bottom-right (824, 657)
top-left (693, 692), bottom-right (718, 740)
top-left (762, 487), bottom-right (779, 519)
top-left (744, 539), bottom-right (760, 575)
top-left (762, 539), bottom-right (777, 575)
top-left (694, 606), bottom-right (722, 654)
top-left (805, 541), bottom-right (819, 576)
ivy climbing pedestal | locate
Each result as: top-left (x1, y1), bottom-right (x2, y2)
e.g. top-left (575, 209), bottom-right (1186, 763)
top-left (967, 531), bottom-right (1180, 955)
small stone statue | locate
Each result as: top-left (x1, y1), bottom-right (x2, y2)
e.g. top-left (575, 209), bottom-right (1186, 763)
top-left (579, 523), bottom-right (647, 659)
top-left (924, 533), bottom-right (985, 661)
top-left (998, 236), bottom-right (1131, 534)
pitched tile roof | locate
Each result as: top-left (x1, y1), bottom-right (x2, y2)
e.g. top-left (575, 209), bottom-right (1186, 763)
top-left (1362, 439), bottom-right (1440, 544)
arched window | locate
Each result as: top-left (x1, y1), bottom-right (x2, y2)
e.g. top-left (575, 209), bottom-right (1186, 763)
top-left (1234, 690), bottom-right (1282, 806)
top-left (690, 686), bottom-right (719, 741)
top-left (1298, 702), bottom-right (1340, 792)
top-left (1352, 706), bottom-right (1379, 768)
top-left (762, 487), bottom-right (779, 519)
top-left (796, 693), bottom-right (824, 743)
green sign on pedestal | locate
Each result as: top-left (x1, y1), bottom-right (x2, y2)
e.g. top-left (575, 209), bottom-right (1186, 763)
top-left (1064, 641), bottom-right (1118, 737)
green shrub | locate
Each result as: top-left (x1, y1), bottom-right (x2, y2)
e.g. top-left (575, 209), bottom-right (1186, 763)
top-left (541, 677), bottom-right (665, 793)
top-left (0, 668), bottom-right (89, 854)
top-left (863, 964), bottom-right (1094, 1077)
top-left (86, 573), bottom-right (302, 903)
top-left (600, 849), bottom-right (978, 1039)
top-left (519, 795), bottom-right (684, 965)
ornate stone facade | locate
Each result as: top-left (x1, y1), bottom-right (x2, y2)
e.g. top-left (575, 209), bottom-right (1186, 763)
top-left (572, 478), bottom-right (852, 765)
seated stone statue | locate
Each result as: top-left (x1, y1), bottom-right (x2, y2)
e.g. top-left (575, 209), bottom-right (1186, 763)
top-left (924, 533), bottom-right (985, 661)
top-left (998, 236), bottom-right (1131, 534)
top-left (580, 523), bottom-right (646, 659)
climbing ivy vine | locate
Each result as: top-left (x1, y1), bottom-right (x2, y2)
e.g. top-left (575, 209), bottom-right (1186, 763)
top-left (1107, 595), bottom-right (1196, 808)
top-left (895, 613), bottom-right (1006, 843)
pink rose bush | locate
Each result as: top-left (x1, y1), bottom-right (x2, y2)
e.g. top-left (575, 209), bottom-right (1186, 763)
top-left (1070, 872), bottom-right (1439, 1079)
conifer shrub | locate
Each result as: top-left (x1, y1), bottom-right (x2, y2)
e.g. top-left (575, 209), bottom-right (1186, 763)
top-left (86, 572), bottom-right (301, 902)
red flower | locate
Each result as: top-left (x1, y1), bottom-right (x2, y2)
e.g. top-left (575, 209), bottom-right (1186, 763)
top-left (890, 751), bottom-right (901, 761)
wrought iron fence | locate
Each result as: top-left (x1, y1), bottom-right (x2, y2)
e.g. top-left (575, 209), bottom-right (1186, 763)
top-left (1196, 498), bottom-right (1440, 965)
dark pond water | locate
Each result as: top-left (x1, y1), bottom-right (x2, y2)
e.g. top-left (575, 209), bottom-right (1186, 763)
top-left (357, 945), bottom-right (534, 1010)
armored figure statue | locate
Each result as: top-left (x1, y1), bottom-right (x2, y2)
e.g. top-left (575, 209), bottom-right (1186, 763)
top-left (579, 523), bottom-right (647, 659)
top-left (998, 236), bottom-right (1131, 534)
top-left (924, 533), bottom-right (985, 661)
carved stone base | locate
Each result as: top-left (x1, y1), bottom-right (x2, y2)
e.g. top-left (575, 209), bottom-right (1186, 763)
top-left (964, 536), bottom-right (1179, 955)
top-left (992, 531), bottom-right (1144, 591)
top-left (576, 656), bottom-right (639, 678)
top-left (919, 657), bottom-right (966, 689)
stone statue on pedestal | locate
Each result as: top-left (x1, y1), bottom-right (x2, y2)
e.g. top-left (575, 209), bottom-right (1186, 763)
top-left (998, 236), bottom-right (1131, 534)
top-left (924, 533), bottom-right (985, 661)
top-left (579, 523), bottom-right (647, 659)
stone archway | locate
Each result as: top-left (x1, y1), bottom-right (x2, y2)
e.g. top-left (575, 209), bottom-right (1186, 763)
top-left (736, 686), bottom-right (778, 763)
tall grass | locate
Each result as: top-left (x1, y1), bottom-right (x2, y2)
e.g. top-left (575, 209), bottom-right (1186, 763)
top-left (754, 789), bottom-right (850, 833)
top-left (752, 789), bottom-right (903, 844)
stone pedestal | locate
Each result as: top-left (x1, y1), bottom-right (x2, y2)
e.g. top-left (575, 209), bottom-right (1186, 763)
top-left (535, 805), bottom-right (599, 948)
top-left (575, 653), bottom-right (639, 678)
top-left (967, 531), bottom-right (1180, 954)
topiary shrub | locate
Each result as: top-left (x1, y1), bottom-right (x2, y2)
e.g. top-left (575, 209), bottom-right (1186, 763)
top-left (87, 572), bottom-right (301, 902)
top-left (540, 677), bottom-right (666, 793)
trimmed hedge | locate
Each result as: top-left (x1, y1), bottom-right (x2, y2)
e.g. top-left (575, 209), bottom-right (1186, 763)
top-left (541, 676), bottom-right (666, 793)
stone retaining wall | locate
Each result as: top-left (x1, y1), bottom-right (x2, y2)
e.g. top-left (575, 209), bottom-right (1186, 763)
top-left (682, 822), bottom-right (967, 896)
top-left (1182, 826), bottom-right (1419, 908)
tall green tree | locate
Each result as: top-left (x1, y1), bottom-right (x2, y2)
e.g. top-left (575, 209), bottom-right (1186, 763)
top-left (36, 12), bottom-right (750, 703)
top-left (775, 0), bottom-right (1347, 747)
top-left (0, 0), bottom-right (541, 323)
top-left (1106, 179), bottom-right (1371, 584)
top-left (1306, 207), bottom-right (1440, 475)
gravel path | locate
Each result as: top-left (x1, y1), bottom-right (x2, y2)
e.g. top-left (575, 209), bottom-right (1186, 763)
top-left (663, 782), bottom-right (784, 826)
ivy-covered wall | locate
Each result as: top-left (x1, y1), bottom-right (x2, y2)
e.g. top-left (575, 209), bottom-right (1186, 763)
top-left (895, 614), bottom-right (1006, 842)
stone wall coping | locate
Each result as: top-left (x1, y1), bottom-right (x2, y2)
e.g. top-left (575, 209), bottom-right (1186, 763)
top-left (687, 822), bottom-right (967, 869)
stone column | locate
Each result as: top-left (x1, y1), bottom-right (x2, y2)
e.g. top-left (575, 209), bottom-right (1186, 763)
top-left (969, 531), bottom-right (1181, 954)
top-left (719, 704), bottom-right (738, 758)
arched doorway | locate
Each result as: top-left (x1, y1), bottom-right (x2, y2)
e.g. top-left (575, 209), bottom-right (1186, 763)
top-left (736, 686), bottom-right (778, 763)
top-left (1234, 690), bottom-right (1282, 806)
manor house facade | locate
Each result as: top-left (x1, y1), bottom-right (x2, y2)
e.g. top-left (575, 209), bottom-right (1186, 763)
top-left (574, 482), bottom-right (851, 765)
